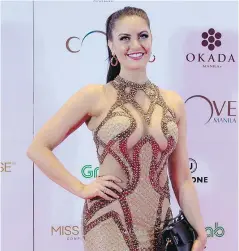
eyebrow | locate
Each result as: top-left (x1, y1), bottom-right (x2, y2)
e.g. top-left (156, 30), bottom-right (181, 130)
top-left (118, 30), bottom-right (148, 37)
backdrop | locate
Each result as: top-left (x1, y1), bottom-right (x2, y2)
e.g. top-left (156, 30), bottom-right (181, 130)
top-left (1, 1), bottom-right (238, 251)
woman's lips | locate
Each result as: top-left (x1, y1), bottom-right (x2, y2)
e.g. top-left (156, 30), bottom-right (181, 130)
top-left (127, 52), bottom-right (144, 60)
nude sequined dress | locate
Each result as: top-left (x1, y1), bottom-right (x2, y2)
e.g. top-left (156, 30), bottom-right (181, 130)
top-left (81, 75), bottom-right (179, 251)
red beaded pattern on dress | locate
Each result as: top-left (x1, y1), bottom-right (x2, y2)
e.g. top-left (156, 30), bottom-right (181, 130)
top-left (82, 76), bottom-right (178, 251)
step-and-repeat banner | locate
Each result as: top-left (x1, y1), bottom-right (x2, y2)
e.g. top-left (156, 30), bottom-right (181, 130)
top-left (1, 1), bottom-right (238, 251)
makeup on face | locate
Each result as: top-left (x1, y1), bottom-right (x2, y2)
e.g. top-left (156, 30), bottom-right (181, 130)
top-left (118, 31), bottom-right (149, 41)
top-left (111, 16), bottom-right (152, 67)
top-left (117, 31), bottom-right (150, 61)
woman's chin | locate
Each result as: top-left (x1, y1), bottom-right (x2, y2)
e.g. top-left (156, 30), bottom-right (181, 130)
top-left (125, 62), bottom-right (147, 70)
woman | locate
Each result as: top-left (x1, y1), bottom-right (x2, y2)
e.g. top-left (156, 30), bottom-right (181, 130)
top-left (27, 6), bottom-right (207, 251)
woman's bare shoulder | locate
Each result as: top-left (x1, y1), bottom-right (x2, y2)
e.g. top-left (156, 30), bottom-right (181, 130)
top-left (78, 83), bottom-right (105, 116)
top-left (158, 87), bottom-right (185, 122)
top-left (27, 83), bottom-right (105, 151)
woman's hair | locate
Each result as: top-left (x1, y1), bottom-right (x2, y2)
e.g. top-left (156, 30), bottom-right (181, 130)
top-left (105, 6), bottom-right (151, 83)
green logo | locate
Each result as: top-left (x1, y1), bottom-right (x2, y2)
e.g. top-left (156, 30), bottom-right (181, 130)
top-left (205, 222), bottom-right (225, 237)
top-left (81, 165), bottom-right (99, 178)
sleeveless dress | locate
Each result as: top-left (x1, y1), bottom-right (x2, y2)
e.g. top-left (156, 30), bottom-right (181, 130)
top-left (81, 75), bottom-right (179, 251)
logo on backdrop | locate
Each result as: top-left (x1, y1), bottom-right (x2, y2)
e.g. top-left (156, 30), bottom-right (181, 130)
top-left (185, 95), bottom-right (237, 124)
top-left (0, 161), bottom-right (16, 173)
top-left (66, 30), bottom-right (106, 53)
top-left (201, 28), bottom-right (222, 51)
top-left (51, 225), bottom-right (82, 240)
top-left (205, 222), bottom-right (225, 238)
top-left (81, 165), bottom-right (99, 178)
top-left (186, 28), bottom-right (236, 68)
top-left (189, 158), bottom-right (197, 173)
top-left (189, 158), bottom-right (208, 184)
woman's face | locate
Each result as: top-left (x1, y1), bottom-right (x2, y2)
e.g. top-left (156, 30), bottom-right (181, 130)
top-left (108, 15), bottom-right (152, 71)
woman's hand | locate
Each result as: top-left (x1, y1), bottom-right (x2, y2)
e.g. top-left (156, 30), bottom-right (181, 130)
top-left (192, 235), bottom-right (207, 251)
top-left (81, 175), bottom-right (123, 200)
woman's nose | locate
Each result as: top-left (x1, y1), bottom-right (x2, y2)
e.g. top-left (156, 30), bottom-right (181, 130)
top-left (130, 39), bottom-right (142, 49)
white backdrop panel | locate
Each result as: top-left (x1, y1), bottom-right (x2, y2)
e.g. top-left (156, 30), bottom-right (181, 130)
top-left (1, 2), bottom-right (34, 251)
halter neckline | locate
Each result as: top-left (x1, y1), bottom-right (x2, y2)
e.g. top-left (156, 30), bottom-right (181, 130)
top-left (114, 75), bottom-right (151, 87)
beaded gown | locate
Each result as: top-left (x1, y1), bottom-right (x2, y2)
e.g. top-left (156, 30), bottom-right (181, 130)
top-left (82, 75), bottom-right (179, 251)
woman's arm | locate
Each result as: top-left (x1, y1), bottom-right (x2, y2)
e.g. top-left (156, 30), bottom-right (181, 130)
top-left (26, 84), bottom-right (103, 198)
top-left (168, 92), bottom-right (207, 246)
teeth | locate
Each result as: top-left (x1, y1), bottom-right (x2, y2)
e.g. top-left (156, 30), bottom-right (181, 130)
top-left (128, 53), bottom-right (143, 58)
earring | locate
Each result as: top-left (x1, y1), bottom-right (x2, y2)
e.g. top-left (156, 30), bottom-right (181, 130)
top-left (110, 55), bottom-right (118, 66)
top-left (149, 54), bottom-right (156, 63)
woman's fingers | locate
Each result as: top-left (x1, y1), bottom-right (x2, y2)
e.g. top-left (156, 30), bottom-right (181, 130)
top-left (95, 175), bottom-right (123, 200)
top-left (100, 175), bottom-right (122, 183)
top-left (102, 180), bottom-right (123, 193)
top-left (98, 190), bottom-right (114, 200)
top-left (102, 186), bottom-right (119, 198)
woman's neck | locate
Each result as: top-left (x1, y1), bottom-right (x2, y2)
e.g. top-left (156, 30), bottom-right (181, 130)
top-left (119, 68), bottom-right (148, 84)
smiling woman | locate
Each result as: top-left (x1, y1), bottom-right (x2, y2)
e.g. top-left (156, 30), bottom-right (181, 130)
top-left (106, 7), bottom-right (153, 82)
top-left (81, 6), bottom-right (207, 251)
top-left (27, 5), bottom-right (207, 251)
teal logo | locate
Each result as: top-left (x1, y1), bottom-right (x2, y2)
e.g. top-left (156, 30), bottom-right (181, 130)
top-left (205, 222), bottom-right (225, 238)
top-left (81, 165), bottom-right (99, 178)
top-left (66, 30), bottom-right (106, 53)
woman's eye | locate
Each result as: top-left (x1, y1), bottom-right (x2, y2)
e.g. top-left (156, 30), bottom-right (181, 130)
top-left (119, 34), bottom-right (148, 41)
top-left (140, 34), bottom-right (149, 39)
top-left (120, 36), bottom-right (129, 41)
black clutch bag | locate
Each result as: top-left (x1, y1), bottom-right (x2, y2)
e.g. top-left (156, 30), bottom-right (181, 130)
top-left (159, 210), bottom-right (198, 251)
